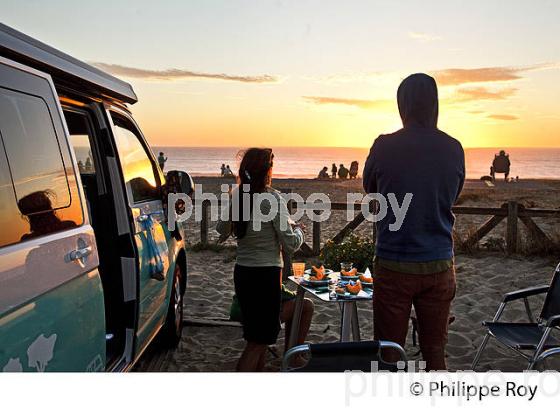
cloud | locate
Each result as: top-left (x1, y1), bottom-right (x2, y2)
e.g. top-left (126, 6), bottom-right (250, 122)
top-left (487, 114), bottom-right (519, 121)
top-left (432, 63), bottom-right (557, 86)
top-left (450, 87), bottom-right (518, 102)
top-left (92, 62), bottom-right (278, 83)
top-left (302, 96), bottom-right (390, 109)
top-left (408, 31), bottom-right (442, 42)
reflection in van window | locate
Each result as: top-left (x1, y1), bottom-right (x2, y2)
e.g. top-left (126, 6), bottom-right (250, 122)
top-left (112, 115), bottom-right (160, 203)
top-left (0, 143), bottom-right (27, 247)
top-left (0, 87), bottom-right (71, 209)
top-left (65, 111), bottom-right (95, 174)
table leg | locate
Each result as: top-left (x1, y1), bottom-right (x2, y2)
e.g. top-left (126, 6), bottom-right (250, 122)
top-left (340, 302), bottom-right (353, 342)
top-left (351, 302), bottom-right (361, 341)
top-left (287, 286), bottom-right (305, 349)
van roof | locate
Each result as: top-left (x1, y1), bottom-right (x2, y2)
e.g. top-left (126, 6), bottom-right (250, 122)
top-left (0, 23), bottom-right (138, 104)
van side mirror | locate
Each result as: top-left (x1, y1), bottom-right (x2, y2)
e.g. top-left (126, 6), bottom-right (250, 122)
top-left (165, 170), bottom-right (194, 196)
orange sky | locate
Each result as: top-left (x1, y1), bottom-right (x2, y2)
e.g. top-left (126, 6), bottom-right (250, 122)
top-left (5, 1), bottom-right (560, 149)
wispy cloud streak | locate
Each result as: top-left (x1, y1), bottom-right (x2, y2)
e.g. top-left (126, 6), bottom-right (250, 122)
top-left (408, 31), bottom-right (442, 42)
top-left (487, 114), bottom-right (519, 121)
top-left (451, 87), bottom-right (518, 102)
top-left (432, 63), bottom-right (557, 86)
top-left (93, 62), bottom-right (278, 83)
top-left (302, 96), bottom-right (390, 109)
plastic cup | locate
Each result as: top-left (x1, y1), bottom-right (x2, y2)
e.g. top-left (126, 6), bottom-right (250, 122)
top-left (292, 262), bottom-right (306, 278)
top-left (340, 262), bottom-right (353, 272)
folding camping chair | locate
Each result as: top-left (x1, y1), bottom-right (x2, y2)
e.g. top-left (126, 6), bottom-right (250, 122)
top-left (282, 341), bottom-right (407, 372)
top-left (471, 263), bottom-right (560, 370)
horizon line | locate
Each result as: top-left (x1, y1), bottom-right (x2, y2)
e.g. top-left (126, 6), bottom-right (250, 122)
top-left (151, 144), bottom-right (560, 150)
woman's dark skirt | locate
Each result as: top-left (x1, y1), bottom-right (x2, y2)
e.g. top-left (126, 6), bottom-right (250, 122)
top-left (234, 264), bottom-right (282, 345)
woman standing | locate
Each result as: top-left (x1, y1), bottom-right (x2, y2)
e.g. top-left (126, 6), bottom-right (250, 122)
top-left (217, 148), bottom-right (305, 371)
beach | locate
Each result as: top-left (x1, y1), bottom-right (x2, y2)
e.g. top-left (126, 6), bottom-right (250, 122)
top-left (136, 177), bottom-right (560, 372)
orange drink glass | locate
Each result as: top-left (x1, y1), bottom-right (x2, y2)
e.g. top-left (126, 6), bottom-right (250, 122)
top-left (292, 262), bottom-right (306, 278)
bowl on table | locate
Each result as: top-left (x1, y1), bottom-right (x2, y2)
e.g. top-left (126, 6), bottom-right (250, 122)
top-left (339, 267), bottom-right (360, 281)
top-left (301, 273), bottom-right (332, 287)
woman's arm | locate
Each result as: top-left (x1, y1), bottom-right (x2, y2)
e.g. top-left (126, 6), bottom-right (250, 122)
top-left (272, 193), bottom-right (304, 255)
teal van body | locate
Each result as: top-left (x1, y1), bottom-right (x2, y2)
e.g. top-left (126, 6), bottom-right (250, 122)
top-left (0, 23), bottom-right (189, 372)
top-left (0, 269), bottom-right (106, 372)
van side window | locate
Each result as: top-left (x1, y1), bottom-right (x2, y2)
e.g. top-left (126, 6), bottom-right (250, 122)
top-left (0, 87), bottom-right (79, 246)
top-left (111, 113), bottom-right (160, 203)
top-left (65, 110), bottom-right (96, 174)
top-left (0, 88), bottom-right (71, 208)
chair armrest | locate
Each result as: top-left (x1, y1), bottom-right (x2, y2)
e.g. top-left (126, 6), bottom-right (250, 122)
top-left (545, 314), bottom-right (560, 328)
top-left (502, 285), bottom-right (549, 302)
top-left (282, 344), bottom-right (310, 371)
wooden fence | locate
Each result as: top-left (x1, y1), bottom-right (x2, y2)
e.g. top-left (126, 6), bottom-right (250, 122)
top-left (198, 200), bottom-right (560, 255)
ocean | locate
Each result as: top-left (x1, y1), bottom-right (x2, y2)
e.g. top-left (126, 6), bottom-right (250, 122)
top-left (153, 146), bottom-right (560, 180)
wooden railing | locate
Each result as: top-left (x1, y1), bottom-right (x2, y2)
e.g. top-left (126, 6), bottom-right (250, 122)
top-left (198, 200), bottom-right (560, 255)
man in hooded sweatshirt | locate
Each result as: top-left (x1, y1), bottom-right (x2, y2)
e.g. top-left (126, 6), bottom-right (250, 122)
top-left (363, 73), bottom-right (465, 370)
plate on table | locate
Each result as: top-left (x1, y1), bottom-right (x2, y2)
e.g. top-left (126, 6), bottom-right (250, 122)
top-left (304, 268), bottom-right (334, 276)
top-left (301, 274), bottom-right (332, 287)
top-left (338, 278), bottom-right (373, 288)
top-left (339, 271), bottom-right (361, 281)
top-left (335, 290), bottom-right (371, 299)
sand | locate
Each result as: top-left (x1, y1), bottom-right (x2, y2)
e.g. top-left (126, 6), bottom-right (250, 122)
top-left (135, 177), bottom-right (560, 372)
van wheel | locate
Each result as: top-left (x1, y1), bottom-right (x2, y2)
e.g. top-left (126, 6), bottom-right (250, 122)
top-left (160, 264), bottom-right (184, 347)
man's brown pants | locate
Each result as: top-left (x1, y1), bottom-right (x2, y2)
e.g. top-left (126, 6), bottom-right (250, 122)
top-left (373, 265), bottom-right (456, 370)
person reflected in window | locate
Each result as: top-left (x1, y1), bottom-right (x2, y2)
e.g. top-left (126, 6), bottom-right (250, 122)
top-left (18, 190), bottom-right (77, 240)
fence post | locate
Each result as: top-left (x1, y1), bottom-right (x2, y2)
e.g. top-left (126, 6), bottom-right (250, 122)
top-left (200, 200), bottom-right (209, 245)
top-left (313, 210), bottom-right (321, 255)
top-left (506, 201), bottom-right (519, 253)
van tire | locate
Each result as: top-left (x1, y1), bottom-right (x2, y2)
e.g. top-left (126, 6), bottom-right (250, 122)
top-left (160, 263), bottom-right (184, 347)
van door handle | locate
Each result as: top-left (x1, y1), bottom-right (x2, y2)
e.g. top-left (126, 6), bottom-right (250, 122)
top-left (137, 210), bottom-right (164, 223)
top-left (137, 214), bottom-right (150, 223)
top-left (67, 246), bottom-right (92, 267)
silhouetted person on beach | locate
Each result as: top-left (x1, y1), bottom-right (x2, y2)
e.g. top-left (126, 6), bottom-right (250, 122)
top-left (331, 163), bottom-right (337, 179)
top-left (363, 73), bottom-right (465, 371)
top-left (317, 166), bottom-right (330, 179)
top-left (221, 163), bottom-right (226, 176)
top-left (158, 151), bottom-right (168, 171)
top-left (490, 150), bottom-right (510, 181)
top-left (225, 165), bottom-right (234, 177)
top-left (337, 163), bottom-right (349, 179)
top-left (349, 161), bottom-right (359, 179)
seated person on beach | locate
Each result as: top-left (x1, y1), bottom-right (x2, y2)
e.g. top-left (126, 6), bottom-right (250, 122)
top-left (490, 150), bottom-right (510, 181)
top-left (224, 165), bottom-right (234, 177)
top-left (331, 163), bottom-right (337, 178)
top-left (317, 166), bottom-right (330, 179)
top-left (216, 148), bottom-right (309, 372)
top-left (349, 161), bottom-right (359, 179)
top-left (363, 73), bottom-right (465, 371)
top-left (220, 163), bottom-right (226, 176)
top-left (337, 164), bottom-right (349, 179)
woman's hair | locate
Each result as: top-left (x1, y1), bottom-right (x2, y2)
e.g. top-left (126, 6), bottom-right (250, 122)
top-left (232, 148), bottom-right (274, 239)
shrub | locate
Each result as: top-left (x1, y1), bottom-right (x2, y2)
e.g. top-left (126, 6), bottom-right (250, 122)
top-left (320, 235), bottom-right (376, 272)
